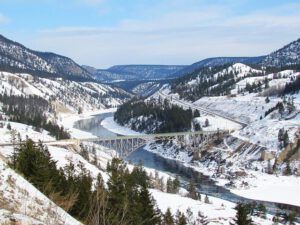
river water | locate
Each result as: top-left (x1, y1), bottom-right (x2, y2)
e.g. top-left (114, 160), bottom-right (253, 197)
top-left (74, 113), bottom-right (300, 216)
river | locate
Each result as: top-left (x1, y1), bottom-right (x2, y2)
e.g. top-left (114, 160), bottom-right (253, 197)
top-left (74, 113), bottom-right (300, 216)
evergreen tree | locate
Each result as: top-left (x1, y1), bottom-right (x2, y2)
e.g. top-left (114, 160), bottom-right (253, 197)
top-left (278, 128), bottom-right (285, 142)
top-left (254, 204), bottom-right (266, 219)
top-left (194, 110), bottom-right (200, 117)
top-left (137, 185), bottom-right (161, 225)
top-left (166, 177), bottom-right (173, 193)
top-left (205, 118), bottom-right (210, 127)
top-left (175, 210), bottom-right (187, 225)
top-left (234, 203), bottom-right (252, 225)
top-left (285, 161), bottom-right (292, 175)
top-left (187, 181), bottom-right (198, 200)
top-left (163, 208), bottom-right (175, 225)
top-left (172, 176), bottom-right (180, 194)
top-left (204, 195), bottom-right (210, 204)
top-left (282, 212), bottom-right (297, 225)
top-left (283, 131), bottom-right (289, 147)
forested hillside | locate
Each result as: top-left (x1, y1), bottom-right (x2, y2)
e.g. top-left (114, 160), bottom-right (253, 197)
top-left (114, 98), bottom-right (195, 133)
top-left (0, 94), bottom-right (70, 139)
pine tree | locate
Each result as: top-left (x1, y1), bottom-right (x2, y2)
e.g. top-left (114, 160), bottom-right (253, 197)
top-left (187, 181), bottom-right (198, 200)
top-left (172, 176), bottom-right (180, 194)
top-left (163, 208), bottom-right (175, 225)
top-left (175, 210), bottom-right (187, 225)
top-left (166, 177), bottom-right (173, 193)
top-left (285, 161), bottom-right (292, 175)
top-left (255, 204), bottom-right (266, 219)
top-left (204, 118), bottom-right (209, 127)
top-left (137, 185), bottom-right (161, 225)
top-left (234, 203), bottom-right (252, 225)
top-left (282, 212), bottom-right (297, 225)
top-left (283, 131), bottom-right (289, 147)
top-left (194, 110), bottom-right (200, 118)
top-left (204, 195), bottom-right (210, 204)
top-left (185, 208), bottom-right (194, 225)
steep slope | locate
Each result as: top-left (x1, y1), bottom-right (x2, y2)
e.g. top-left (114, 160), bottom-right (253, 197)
top-left (0, 34), bottom-right (92, 80)
top-left (171, 63), bottom-right (263, 101)
top-left (0, 71), bottom-right (131, 113)
top-left (0, 157), bottom-right (82, 225)
top-left (262, 38), bottom-right (300, 68)
top-left (173, 56), bottom-right (265, 77)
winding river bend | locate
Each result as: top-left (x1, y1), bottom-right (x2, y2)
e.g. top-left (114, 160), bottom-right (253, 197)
top-left (74, 113), bottom-right (300, 216)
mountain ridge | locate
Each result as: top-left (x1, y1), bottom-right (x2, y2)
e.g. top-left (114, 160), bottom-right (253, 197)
top-left (0, 34), bottom-right (93, 81)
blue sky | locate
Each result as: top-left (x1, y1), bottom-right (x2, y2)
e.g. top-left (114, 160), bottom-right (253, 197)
top-left (1, 0), bottom-right (300, 68)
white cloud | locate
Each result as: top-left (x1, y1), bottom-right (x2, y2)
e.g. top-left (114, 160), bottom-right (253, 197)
top-left (28, 3), bottom-right (300, 68)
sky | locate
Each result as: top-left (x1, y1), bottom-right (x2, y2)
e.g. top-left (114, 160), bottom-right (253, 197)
top-left (0, 0), bottom-right (300, 68)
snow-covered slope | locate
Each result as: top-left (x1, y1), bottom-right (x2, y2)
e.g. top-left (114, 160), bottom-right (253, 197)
top-left (173, 56), bottom-right (265, 77)
top-left (0, 118), bottom-right (279, 224)
top-left (0, 71), bottom-right (131, 113)
top-left (0, 34), bottom-right (92, 80)
top-left (0, 157), bottom-right (82, 225)
top-left (263, 38), bottom-right (300, 67)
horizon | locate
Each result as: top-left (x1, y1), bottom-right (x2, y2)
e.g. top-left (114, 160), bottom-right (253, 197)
top-left (1, 0), bottom-right (300, 68)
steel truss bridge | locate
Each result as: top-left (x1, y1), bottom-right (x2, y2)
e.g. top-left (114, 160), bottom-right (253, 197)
top-left (0, 130), bottom-right (230, 158)
top-left (73, 130), bottom-right (229, 157)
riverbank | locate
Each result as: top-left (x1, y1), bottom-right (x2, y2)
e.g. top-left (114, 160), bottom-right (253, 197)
top-left (58, 108), bottom-right (117, 139)
top-left (101, 116), bottom-right (142, 136)
top-left (102, 114), bottom-right (300, 209)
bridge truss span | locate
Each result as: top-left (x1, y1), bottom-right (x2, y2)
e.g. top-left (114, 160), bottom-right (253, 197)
top-left (80, 130), bottom-right (230, 158)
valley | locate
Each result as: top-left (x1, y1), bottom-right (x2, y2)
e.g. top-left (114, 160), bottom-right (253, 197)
top-left (0, 33), bottom-right (299, 225)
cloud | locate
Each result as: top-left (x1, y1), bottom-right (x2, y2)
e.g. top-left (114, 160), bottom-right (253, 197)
top-left (0, 13), bottom-right (10, 25)
top-left (29, 2), bottom-right (300, 68)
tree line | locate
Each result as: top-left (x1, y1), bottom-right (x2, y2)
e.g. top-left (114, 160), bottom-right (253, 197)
top-left (0, 93), bottom-right (70, 139)
top-left (114, 98), bottom-right (196, 133)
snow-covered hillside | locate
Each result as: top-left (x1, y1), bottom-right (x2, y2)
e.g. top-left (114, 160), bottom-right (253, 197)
top-left (0, 34), bottom-right (91, 80)
top-left (145, 62), bottom-right (300, 208)
top-left (0, 71), bottom-right (131, 113)
top-left (262, 38), bottom-right (300, 67)
top-left (0, 117), bottom-right (280, 224)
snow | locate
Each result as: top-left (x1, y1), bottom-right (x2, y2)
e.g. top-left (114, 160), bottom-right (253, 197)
top-left (0, 159), bottom-right (82, 225)
top-left (230, 171), bottom-right (300, 207)
top-left (48, 146), bottom-right (109, 183)
top-left (101, 116), bottom-right (143, 136)
top-left (0, 121), bottom-right (55, 144)
top-left (151, 189), bottom-right (275, 225)
top-left (195, 115), bottom-right (241, 131)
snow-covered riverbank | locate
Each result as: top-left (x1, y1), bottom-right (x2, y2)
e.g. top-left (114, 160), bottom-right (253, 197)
top-left (101, 116), bottom-right (143, 136)
top-left (58, 108), bottom-right (117, 139)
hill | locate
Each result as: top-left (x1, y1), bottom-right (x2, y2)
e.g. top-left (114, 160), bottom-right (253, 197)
top-left (0, 34), bottom-right (92, 80)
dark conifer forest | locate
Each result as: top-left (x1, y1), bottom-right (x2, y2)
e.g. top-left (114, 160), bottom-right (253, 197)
top-left (114, 98), bottom-right (194, 133)
top-left (0, 94), bottom-right (70, 139)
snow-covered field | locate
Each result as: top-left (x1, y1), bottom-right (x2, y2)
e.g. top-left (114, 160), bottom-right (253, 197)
top-left (195, 115), bottom-right (242, 131)
top-left (230, 171), bottom-right (300, 207)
